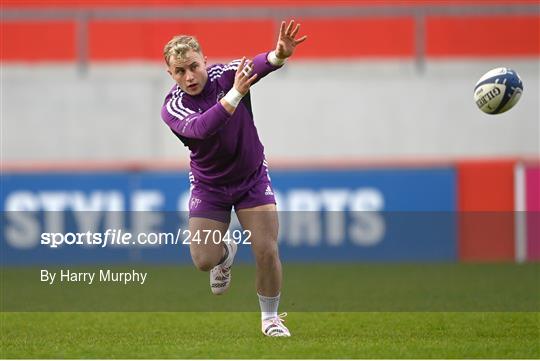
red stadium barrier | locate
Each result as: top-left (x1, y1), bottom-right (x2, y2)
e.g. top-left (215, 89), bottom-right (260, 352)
top-left (1, 21), bottom-right (76, 61)
top-left (2, 0), bottom-right (538, 8)
top-left (426, 16), bottom-right (540, 57)
top-left (457, 160), bottom-right (516, 262)
top-left (290, 18), bottom-right (414, 59)
top-left (89, 20), bottom-right (274, 61)
top-left (1, 2), bottom-right (539, 61)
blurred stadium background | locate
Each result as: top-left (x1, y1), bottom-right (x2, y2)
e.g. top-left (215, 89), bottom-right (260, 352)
top-left (1, 1), bottom-right (539, 358)
top-left (2, 0), bottom-right (538, 264)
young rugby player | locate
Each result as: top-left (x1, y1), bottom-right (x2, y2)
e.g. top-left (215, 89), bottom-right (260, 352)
top-left (161, 20), bottom-right (307, 337)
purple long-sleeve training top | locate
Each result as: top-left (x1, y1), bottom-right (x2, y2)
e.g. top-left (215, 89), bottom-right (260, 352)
top-left (161, 52), bottom-right (281, 185)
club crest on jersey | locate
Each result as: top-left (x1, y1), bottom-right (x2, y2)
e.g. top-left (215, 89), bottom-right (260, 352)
top-left (190, 197), bottom-right (202, 209)
top-left (217, 90), bottom-right (225, 102)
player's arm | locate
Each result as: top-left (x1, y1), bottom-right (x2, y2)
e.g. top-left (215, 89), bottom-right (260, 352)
top-left (161, 94), bottom-right (232, 139)
top-left (234, 20), bottom-right (308, 86)
top-left (220, 20), bottom-right (307, 114)
top-left (219, 19), bottom-right (307, 89)
top-left (269, 19), bottom-right (308, 66)
top-left (248, 19), bottom-right (308, 82)
top-left (252, 19), bottom-right (309, 79)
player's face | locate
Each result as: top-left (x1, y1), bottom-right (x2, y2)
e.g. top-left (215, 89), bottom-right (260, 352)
top-left (167, 50), bottom-right (208, 96)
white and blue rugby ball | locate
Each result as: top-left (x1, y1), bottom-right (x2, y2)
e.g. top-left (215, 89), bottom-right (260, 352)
top-left (474, 67), bottom-right (523, 114)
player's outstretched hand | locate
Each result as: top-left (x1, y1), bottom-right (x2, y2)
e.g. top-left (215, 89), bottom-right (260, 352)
top-left (233, 57), bottom-right (258, 95)
top-left (275, 19), bottom-right (308, 59)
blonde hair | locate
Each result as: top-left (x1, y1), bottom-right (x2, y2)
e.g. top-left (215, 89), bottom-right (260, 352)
top-left (163, 35), bottom-right (202, 65)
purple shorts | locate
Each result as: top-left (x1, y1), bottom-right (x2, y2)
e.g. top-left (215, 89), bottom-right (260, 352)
top-left (188, 160), bottom-right (276, 223)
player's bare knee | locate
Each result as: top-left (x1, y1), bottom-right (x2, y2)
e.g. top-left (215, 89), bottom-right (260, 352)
top-left (191, 253), bottom-right (216, 272)
top-left (254, 243), bottom-right (279, 264)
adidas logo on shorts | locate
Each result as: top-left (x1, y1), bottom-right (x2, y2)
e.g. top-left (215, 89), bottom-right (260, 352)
top-left (265, 185), bottom-right (274, 196)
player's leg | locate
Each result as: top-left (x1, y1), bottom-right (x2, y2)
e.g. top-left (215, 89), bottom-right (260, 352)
top-left (188, 216), bottom-right (238, 295)
top-left (188, 178), bottom-right (237, 294)
top-left (188, 217), bottom-right (229, 271)
top-left (236, 204), bottom-right (281, 296)
top-left (236, 204), bottom-right (290, 337)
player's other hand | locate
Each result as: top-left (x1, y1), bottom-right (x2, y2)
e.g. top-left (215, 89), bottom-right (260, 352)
top-left (233, 57), bottom-right (258, 95)
top-left (275, 19), bottom-right (308, 60)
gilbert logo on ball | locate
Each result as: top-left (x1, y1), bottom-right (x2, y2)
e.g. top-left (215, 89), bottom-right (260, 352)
top-left (474, 67), bottom-right (523, 114)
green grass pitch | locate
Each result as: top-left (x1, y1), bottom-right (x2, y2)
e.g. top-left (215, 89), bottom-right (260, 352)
top-left (1, 312), bottom-right (538, 358)
top-left (1, 263), bottom-right (539, 358)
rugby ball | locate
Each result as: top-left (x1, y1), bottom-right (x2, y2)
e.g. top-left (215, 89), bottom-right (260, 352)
top-left (474, 67), bottom-right (523, 114)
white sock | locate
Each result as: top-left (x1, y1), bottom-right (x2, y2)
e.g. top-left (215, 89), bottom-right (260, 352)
top-left (258, 292), bottom-right (280, 320)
